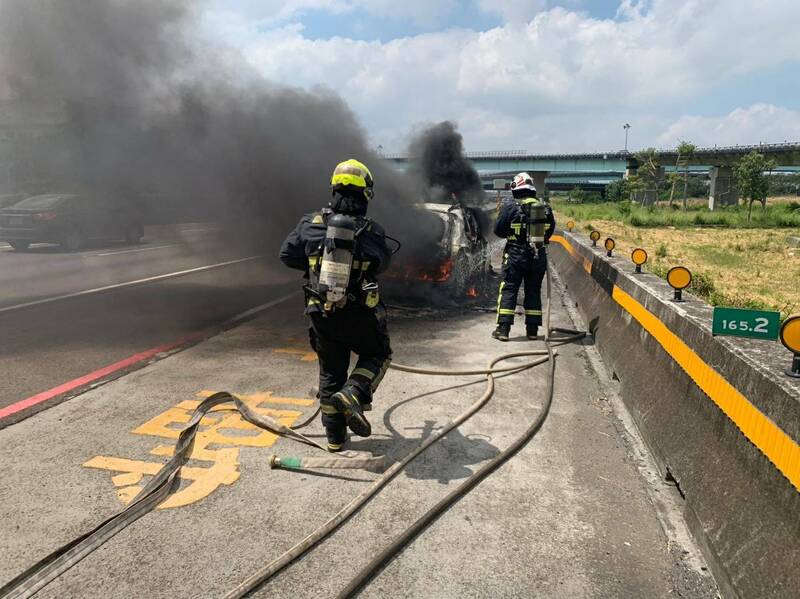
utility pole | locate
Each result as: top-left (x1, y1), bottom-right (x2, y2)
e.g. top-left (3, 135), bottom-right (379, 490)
top-left (623, 123), bottom-right (631, 153)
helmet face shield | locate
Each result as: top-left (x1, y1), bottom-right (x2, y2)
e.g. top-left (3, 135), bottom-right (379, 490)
top-left (331, 159), bottom-right (374, 199)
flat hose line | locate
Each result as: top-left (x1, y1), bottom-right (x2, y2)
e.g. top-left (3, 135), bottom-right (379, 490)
top-left (287, 356), bottom-right (551, 433)
top-left (0, 392), bottom-right (335, 599)
top-left (336, 266), bottom-right (587, 598)
top-left (0, 356), bottom-right (552, 599)
top-left (226, 263), bottom-right (586, 599)
top-left (1, 263), bottom-right (585, 599)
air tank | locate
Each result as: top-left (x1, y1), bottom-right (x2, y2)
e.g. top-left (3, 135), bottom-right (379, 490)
top-left (318, 213), bottom-right (355, 305)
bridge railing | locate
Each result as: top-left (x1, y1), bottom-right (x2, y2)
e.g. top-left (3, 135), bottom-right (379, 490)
top-left (380, 142), bottom-right (800, 162)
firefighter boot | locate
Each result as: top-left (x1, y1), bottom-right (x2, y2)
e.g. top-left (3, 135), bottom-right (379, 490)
top-left (492, 324), bottom-right (510, 342)
top-left (330, 385), bottom-right (371, 438)
top-left (526, 326), bottom-right (539, 340)
top-left (326, 426), bottom-right (348, 452)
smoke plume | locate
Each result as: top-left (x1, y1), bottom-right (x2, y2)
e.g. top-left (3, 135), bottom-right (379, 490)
top-left (408, 121), bottom-right (484, 204)
top-left (0, 0), bottom-right (416, 252)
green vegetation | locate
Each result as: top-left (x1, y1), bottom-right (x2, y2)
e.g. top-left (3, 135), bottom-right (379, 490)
top-left (554, 199), bottom-right (800, 228)
top-left (733, 151), bottom-right (778, 222)
top-left (551, 149), bottom-right (800, 317)
top-left (691, 244), bottom-right (746, 268)
top-left (627, 147), bottom-right (661, 205)
top-left (649, 262), bottom-right (782, 313)
top-left (667, 141), bottom-right (696, 210)
top-left (768, 172), bottom-right (800, 196)
top-left (553, 199), bottom-right (800, 317)
top-left (605, 178), bottom-right (629, 203)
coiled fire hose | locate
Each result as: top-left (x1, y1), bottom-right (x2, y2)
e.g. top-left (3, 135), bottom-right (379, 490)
top-left (226, 264), bottom-right (586, 599)
top-left (337, 270), bottom-right (585, 597)
top-left (1, 263), bottom-right (585, 599)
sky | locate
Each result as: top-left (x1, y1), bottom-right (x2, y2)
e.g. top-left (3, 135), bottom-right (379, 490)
top-left (201, 0), bottom-right (800, 154)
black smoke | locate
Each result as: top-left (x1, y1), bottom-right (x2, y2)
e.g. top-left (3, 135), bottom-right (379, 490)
top-left (0, 0), bottom-right (417, 252)
top-left (408, 121), bottom-right (484, 204)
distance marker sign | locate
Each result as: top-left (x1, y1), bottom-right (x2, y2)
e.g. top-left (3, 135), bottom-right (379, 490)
top-left (712, 306), bottom-right (781, 341)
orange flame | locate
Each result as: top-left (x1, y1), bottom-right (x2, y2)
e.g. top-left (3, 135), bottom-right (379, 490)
top-left (466, 286), bottom-right (477, 297)
top-left (388, 258), bottom-right (453, 283)
top-left (432, 258), bottom-right (453, 282)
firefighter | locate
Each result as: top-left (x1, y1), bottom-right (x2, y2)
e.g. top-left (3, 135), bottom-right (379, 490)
top-left (492, 172), bottom-right (556, 341)
top-left (279, 159), bottom-right (392, 452)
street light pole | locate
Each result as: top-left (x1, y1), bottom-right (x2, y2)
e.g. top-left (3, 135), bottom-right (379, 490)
top-left (623, 123), bottom-right (631, 153)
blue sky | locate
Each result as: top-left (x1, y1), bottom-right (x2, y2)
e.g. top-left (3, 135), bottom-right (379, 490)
top-left (204, 0), bottom-right (800, 152)
top-left (261, 1), bottom-right (622, 43)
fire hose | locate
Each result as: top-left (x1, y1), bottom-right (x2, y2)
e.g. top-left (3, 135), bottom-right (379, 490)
top-left (0, 263), bottom-right (585, 599)
top-left (227, 263), bottom-right (585, 599)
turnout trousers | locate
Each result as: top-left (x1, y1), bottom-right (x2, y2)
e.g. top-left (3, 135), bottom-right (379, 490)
top-left (496, 245), bottom-right (547, 327)
top-left (308, 303), bottom-right (392, 436)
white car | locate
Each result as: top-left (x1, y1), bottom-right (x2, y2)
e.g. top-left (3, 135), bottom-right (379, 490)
top-left (387, 202), bottom-right (492, 298)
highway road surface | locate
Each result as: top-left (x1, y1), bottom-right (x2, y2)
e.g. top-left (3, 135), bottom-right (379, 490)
top-left (0, 278), bottom-right (718, 598)
top-left (0, 223), bottom-right (295, 422)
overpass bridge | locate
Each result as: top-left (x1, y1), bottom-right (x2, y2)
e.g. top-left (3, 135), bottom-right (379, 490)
top-left (384, 142), bottom-right (800, 207)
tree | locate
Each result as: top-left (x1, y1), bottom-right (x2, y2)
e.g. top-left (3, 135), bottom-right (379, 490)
top-left (733, 151), bottom-right (777, 222)
top-left (568, 186), bottom-right (586, 203)
top-left (605, 178), bottom-right (630, 203)
top-left (678, 141), bottom-right (696, 210)
top-left (667, 171), bottom-right (682, 207)
top-left (633, 148), bottom-right (661, 206)
top-left (667, 141), bottom-right (696, 210)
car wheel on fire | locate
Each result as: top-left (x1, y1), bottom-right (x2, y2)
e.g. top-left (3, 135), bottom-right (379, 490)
top-left (449, 251), bottom-right (470, 298)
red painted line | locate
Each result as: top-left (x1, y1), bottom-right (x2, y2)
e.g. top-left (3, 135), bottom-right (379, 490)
top-left (0, 290), bottom-right (298, 425)
top-left (0, 331), bottom-right (206, 421)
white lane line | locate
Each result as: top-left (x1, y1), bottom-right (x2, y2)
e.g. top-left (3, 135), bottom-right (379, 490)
top-left (221, 291), bottom-right (300, 327)
top-left (180, 229), bottom-right (218, 234)
top-left (92, 244), bottom-right (179, 257)
top-left (0, 255), bottom-right (264, 314)
top-left (0, 243), bottom-right (49, 253)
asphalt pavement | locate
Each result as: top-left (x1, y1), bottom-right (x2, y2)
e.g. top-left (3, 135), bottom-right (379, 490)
top-left (0, 224), bottom-right (295, 416)
top-left (0, 274), bottom-right (719, 598)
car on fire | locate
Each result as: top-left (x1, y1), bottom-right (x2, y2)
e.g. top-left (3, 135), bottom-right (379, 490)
top-left (386, 202), bottom-right (493, 298)
top-left (0, 193), bottom-right (144, 251)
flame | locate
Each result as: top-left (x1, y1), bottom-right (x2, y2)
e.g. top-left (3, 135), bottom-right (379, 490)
top-left (432, 258), bottom-right (453, 282)
top-left (466, 286), bottom-right (477, 297)
top-left (387, 258), bottom-right (453, 283)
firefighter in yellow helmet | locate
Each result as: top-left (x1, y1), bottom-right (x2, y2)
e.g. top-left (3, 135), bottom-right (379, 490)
top-left (279, 159), bottom-right (392, 451)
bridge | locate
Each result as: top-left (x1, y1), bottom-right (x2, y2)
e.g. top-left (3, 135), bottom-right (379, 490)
top-left (384, 142), bottom-right (800, 207)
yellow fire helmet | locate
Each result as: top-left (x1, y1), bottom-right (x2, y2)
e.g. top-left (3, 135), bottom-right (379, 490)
top-left (331, 159), bottom-right (374, 200)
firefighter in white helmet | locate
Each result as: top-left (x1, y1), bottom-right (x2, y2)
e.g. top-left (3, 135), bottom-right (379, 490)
top-left (492, 172), bottom-right (555, 341)
top-left (279, 159), bottom-right (392, 451)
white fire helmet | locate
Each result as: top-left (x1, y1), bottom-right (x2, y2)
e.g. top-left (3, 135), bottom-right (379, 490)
top-left (511, 172), bottom-right (536, 193)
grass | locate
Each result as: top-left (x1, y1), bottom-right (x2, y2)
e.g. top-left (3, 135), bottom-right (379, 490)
top-left (554, 201), bottom-right (800, 319)
top-left (555, 198), bottom-right (800, 229)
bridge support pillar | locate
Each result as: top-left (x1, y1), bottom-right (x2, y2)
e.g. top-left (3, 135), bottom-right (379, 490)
top-left (709, 166), bottom-right (739, 210)
top-left (532, 171), bottom-right (549, 198)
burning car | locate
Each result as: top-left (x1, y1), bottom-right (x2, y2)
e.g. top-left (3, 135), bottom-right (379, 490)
top-left (386, 202), bottom-right (492, 299)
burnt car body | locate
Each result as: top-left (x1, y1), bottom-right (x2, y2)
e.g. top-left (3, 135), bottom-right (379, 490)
top-left (0, 193), bottom-right (144, 251)
top-left (386, 202), bottom-right (492, 298)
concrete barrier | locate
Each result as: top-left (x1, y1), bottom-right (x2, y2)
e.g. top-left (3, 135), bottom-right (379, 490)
top-left (549, 231), bottom-right (800, 599)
